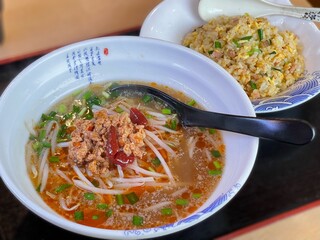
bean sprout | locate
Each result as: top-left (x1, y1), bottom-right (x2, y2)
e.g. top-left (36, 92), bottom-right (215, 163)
top-left (73, 165), bottom-right (94, 187)
top-left (40, 163), bottom-right (49, 192)
top-left (144, 138), bottom-right (175, 183)
top-left (145, 130), bottom-right (176, 156)
top-left (56, 169), bottom-right (72, 183)
top-left (73, 180), bottom-right (126, 195)
top-left (143, 201), bottom-right (172, 211)
top-left (126, 164), bottom-right (168, 178)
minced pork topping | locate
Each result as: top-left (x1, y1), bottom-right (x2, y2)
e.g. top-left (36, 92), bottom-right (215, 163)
top-left (68, 110), bottom-right (146, 174)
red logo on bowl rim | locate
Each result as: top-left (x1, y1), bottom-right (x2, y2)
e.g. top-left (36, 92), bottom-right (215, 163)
top-left (103, 48), bottom-right (109, 56)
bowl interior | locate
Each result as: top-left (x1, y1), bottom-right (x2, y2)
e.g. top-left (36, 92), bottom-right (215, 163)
top-left (0, 36), bottom-right (258, 239)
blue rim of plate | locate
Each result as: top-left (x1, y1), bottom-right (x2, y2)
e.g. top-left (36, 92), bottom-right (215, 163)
top-left (252, 70), bottom-right (320, 113)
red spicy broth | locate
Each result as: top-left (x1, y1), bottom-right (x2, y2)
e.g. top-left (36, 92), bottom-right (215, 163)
top-left (26, 82), bottom-right (225, 229)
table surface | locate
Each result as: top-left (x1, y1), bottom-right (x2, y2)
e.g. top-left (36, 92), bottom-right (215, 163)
top-left (1, 6), bottom-right (320, 240)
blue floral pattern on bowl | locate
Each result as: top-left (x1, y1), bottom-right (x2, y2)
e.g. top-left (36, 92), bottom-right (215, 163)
top-left (253, 71), bottom-right (320, 113)
top-left (123, 183), bottom-right (242, 237)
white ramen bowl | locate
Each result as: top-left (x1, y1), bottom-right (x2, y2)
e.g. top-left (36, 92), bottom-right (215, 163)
top-left (140, 0), bottom-right (320, 114)
top-left (0, 36), bottom-right (258, 239)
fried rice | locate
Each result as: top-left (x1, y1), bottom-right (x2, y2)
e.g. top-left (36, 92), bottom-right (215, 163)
top-left (182, 14), bottom-right (305, 99)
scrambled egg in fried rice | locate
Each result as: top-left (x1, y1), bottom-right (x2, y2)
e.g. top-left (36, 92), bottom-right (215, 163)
top-left (182, 14), bottom-right (305, 99)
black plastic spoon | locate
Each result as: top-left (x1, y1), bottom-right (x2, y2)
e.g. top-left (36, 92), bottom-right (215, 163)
top-left (110, 84), bottom-right (315, 145)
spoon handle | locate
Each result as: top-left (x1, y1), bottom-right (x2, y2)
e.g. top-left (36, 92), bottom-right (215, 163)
top-left (268, 1), bottom-right (320, 22)
top-left (109, 84), bottom-right (315, 145)
top-left (184, 109), bottom-right (315, 145)
top-left (198, 0), bottom-right (320, 22)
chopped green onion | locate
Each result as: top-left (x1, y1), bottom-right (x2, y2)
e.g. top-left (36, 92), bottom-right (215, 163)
top-left (249, 80), bottom-right (257, 89)
top-left (92, 215), bottom-right (99, 220)
top-left (209, 169), bottom-right (222, 176)
top-left (271, 67), bottom-right (282, 72)
top-left (42, 141), bottom-right (51, 148)
top-left (169, 119), bottom-right (177, 130)
top-left (84, 109), bottom-right (94, 120)
top-left (99, 96), bottom-right (106, 106)
top-left (41, 142), bottom-right (50, 148)
top-left (32, 139), bottom-right (52, 154)
top-left (49, 111), bottom-right (57, 117)
top-left (214, 40), bottom-right (222, 49)
top-left (240, 35), bottom-right (252, 41)
top-left (211, 150), bottom-right (221, 158)
top-left (29, 134), bottom-right (37, 141)
top-left (55, 183), bottom-right (72, 193)
top-left (148, 167), bottom-right (156, 172)
top-left (74, 211), bottom-right (84, 221)
top-left (115, 106), bottom-right (124, 113)
top-left (161, 108), bottom-right (172, 115)
top-left (32, 142), bottom-right (43, 155)
top-left (247, 48), bottom-right (262, 56)
top-left (62, 113), bottom-right (72, 121)
top-left (32, 141), bottom-right (41, 151)
top-left (269, 51), bottom-right (277, 55)
top-left (57, 104), bottom-right (67, 114)
top-left (161, 208), bottom-right (173, 216)
top-left (208, 50), bottom-right (214, 55)
top-left (192, 193), bottom-right (202, 199)
top-left (49, 156), bottom-right (60, 163)
top-left (132, 215), bottom-right (144, 226)
top-left (57, 124), bottom-right (69, 142)
top-left (175, 199), bottom-right (189, 206)
top-left (97, 203), bottom-right (108, 210)
top-left (232, 39), bottom-right (240, 48)
top-left (258, 29), bottom-right (264, 41)
top-left (40, 111), bottom-right (57, 124)
top-left (50, 111), bottom-right (57, 117)
top-left (72, 105), bottom-right (81, 114)
top-left (116, 194), bottom-right (124, 205)
top-left (142, 94), bottom-right (152, 103)
top-left (187, 99), bottom-right (197, 106)
top-left (209, 128), bottom-right (216, 134)
top-left (82, 91), bottom-right (92, 100)
top-left (36, 184), bottom-right (41, 192)
top-left (86, 95), bottom-right (101, 107)
top-left (38, 129), bottom-right (46, 141)
top-left (102, 91), bottom-right (110, 99)
top-left (84, 192), bottom-right (95, 200)
top-left (78, 107), bottom-right (87, 116)
top-left (126, 192), bottom-right (139, 205)
top-left (106, 209), bottom-right (113, 217)
top-left (151, 157), bottom-right (161, 167)
top-left (213, 160), bottom-right (222, 169)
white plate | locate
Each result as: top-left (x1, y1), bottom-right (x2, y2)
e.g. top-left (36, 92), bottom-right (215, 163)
top-left (140, 0), bottom-right (320, 113)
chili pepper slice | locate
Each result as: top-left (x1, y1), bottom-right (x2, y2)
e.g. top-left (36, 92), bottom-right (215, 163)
top-left (106, 126), bottom-right (119, 158)
top-left (130, 108), bottom-right (148, 126)
top-left (112, 151), bottom-right (135, 167)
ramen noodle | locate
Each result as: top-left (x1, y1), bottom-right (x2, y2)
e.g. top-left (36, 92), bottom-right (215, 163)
top-left (26, 82), bottom-right (225, 229)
